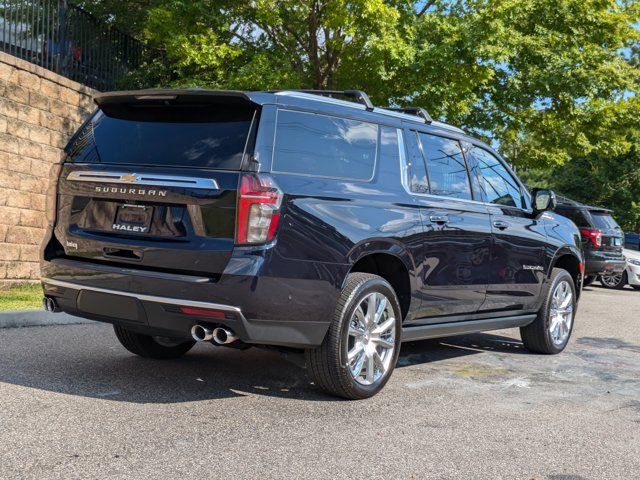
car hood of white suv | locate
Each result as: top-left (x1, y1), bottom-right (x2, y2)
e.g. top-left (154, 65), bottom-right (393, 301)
top-left (624, 249), bottom-right (640, 262)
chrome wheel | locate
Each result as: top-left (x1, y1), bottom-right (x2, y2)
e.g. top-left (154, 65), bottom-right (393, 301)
top-left (549, 280), bottom-right (574, 346)
top-left (600, 273), bottom-right (623, 288)
top-left (347, 292), bottom-right (396, 386)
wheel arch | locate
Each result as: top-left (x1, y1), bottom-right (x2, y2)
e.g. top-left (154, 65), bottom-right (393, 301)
top-left (549, 248), bottom-right (584, 299)
top-left (345, 242), bottom-right (416, 322)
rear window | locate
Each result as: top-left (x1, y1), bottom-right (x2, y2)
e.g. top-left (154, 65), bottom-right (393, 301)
top-left (272, 110), bottom-right (378, 180)
top-left (67, 106), bottom-right (256, 169)
top-left (557, 208), bottom-right (590, 227)
top-left (590, 212), bottom-right (620, 230)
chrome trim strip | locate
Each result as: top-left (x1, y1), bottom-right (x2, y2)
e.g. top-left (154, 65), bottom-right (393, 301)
top-left (42, 278), bottom-right (246, 321)
top-left (402, 314), bottom-right (536, 342)
top-left (67, 171), bottom-right (219, 190)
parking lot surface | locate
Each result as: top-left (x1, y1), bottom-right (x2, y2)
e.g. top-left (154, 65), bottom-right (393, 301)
top-left (1, 285), bottom-right (639, 479)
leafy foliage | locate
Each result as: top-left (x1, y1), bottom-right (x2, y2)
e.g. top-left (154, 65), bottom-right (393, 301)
top-left (78, 0), bottom-right (640, 226)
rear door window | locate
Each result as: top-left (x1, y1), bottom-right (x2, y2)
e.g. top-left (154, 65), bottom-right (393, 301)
top-left (417, 133), bottom-right (472, 201)
top-left (272, 110), bottom-right (378, 180)
top-left (67, 107), bottom-right (256, 169)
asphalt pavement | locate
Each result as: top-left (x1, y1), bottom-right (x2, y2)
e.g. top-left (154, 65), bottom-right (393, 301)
top-left (0, 284), bottom-right (638, 479)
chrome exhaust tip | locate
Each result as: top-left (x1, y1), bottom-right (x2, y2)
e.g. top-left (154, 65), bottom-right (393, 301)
top-left (212, 327), bottom-right (238, 345)
top-left (191, 324), bottom-right (214, 342)
top-left (43, 296), bottom-right (60, 313)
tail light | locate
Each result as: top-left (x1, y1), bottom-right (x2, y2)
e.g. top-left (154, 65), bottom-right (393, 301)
top-left (45, 163), bottom-right (63, 226)
top-left (236, 173), bottom-right (283, 245)
top-left (580, 228), bottom-right (602, 248)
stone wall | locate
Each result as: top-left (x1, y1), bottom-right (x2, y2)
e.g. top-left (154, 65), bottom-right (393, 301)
top-left (0, 51), bottom-right (96, 286)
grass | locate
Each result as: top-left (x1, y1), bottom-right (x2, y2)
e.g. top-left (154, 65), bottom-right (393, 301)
top-left (0, 283), bottom-right (43, 311)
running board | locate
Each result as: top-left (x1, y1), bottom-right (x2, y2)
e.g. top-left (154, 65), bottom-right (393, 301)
top-left (402, 314), bottom-right (537, 342)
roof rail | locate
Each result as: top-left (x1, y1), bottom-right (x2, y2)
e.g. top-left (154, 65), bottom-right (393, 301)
top-left (384, 106), bottom-right (433, 124)
top-left (288, 90), bottom-right (375, 111)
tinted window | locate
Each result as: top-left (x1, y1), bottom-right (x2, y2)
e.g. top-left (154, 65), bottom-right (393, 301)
top-left (557, 207), bottom-right (590, 227)
top-left (418, 133), bottom-right (471, 200)
top-left (405, 131), bottom-right (429, 193)
top-left (273, 110), bottom-right (377, 180)
top-left (68, 108), bottom-right (255, 169)
top-left (470, 147), bottom-right (523, 208)
top-left (379, 126), bottom-right (400, 170)
top-left (591, 212), bottom-right (620, 230)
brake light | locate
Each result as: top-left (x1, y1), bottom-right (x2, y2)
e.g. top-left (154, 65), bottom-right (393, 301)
top-left (580, 228), bottom-right (602, 248)
top-left (236, 173), bottom-right (283, 244)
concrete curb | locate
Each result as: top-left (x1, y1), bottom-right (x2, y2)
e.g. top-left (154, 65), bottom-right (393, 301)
top-left (0, 310), bottom-right (91, 329)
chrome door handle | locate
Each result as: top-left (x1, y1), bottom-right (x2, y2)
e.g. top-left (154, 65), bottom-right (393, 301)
top-left (429, 214), bottom-right (449, 224)
top-left (493, 221), bottom-right (510, 230)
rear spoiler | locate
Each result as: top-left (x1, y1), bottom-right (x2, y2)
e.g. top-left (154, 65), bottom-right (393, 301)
top-left (94, 89), bottom-right (257, 108)
top-left (93, 89), bottom-right (265, 121)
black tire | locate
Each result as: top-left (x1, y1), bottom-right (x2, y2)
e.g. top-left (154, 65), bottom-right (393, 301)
top-left (305, 273), bottom-right (402, 400)
top-left (113, 325), bottom-right (196, 359)
top-left (599, 271), bottom-right (627, 290)
top-left (632, 285), bottom-right (640, 291)
top-left (582, 275), bottom-right (596, 287)
top-left (520, 268), bottom-right (576, 354)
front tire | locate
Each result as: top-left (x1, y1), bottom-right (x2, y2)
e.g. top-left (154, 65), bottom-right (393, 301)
top-left (306, 273), bottom-right (402, 400)
top-left (113, 325), bottom-right (196, 359)
top-left (600, 271), bottom-right (627, 289)
top-left (520, 268), bottom-right (576, 354)
top-left (582, 275), bottom-right (596, 287)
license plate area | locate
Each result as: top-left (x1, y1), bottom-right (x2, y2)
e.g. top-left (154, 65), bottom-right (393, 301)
top-left (112, 204), bottom-right (153, 234)
top-left (613, 237), bottom-right (622, 246)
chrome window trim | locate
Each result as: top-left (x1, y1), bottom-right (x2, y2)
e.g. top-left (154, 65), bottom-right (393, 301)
top-left (66, 171), bottom-right (220, 190)
top-left (42, 278), bottom-right (247, 322)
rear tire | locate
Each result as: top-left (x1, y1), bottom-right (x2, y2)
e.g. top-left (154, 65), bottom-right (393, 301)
top-left (520, 268), bottom-right (576, 354)
top-left (599, 271), bottom-right (627, 290)
top-left (305, 273), bottom-right (402, 400)
top-left (113, 325), bottom-right (196, 359)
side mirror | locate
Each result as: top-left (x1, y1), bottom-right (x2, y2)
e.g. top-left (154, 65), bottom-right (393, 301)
top-left (532, 188), bottom-right (557, 213)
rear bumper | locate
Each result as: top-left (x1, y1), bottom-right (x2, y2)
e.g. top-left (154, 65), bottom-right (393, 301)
top-left (584, 257), bottom-right (626, 276)
top-left (41, 251), bottom-right (345, 348)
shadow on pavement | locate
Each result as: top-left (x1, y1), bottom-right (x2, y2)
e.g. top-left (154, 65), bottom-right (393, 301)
top-left (0, 325), bottom-right (527, 404)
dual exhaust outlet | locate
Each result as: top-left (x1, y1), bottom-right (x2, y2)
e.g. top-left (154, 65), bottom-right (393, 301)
top-left (43, 296), bottom-right (61, 313)
top-left (191, 325), bottom-right (238, 345)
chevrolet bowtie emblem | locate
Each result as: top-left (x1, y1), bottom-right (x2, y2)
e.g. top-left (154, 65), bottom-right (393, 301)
top-left (121, 173), bottom-right (138, 183)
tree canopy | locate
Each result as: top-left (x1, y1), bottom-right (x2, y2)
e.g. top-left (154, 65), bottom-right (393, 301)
top-left (79, 0), bottom-right (639, 226)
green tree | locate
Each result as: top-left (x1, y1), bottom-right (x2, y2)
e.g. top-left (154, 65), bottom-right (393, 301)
top-left (406, 0), bottom-right (640, 167)
top-left (548, 147), bottom-right (640, 231)
top-left (101, 0), bottom-right (639, 171)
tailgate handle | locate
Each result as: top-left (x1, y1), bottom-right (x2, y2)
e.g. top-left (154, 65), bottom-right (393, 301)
top-left (103, 248), bottom-right (142, 261)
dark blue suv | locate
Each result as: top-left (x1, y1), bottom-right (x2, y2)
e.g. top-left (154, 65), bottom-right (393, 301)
top-left (41, 89), bottom-right (584, 399)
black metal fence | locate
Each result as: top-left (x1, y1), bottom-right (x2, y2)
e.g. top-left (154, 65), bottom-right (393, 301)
top-left (0, 0), bottom-right (146, 91)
